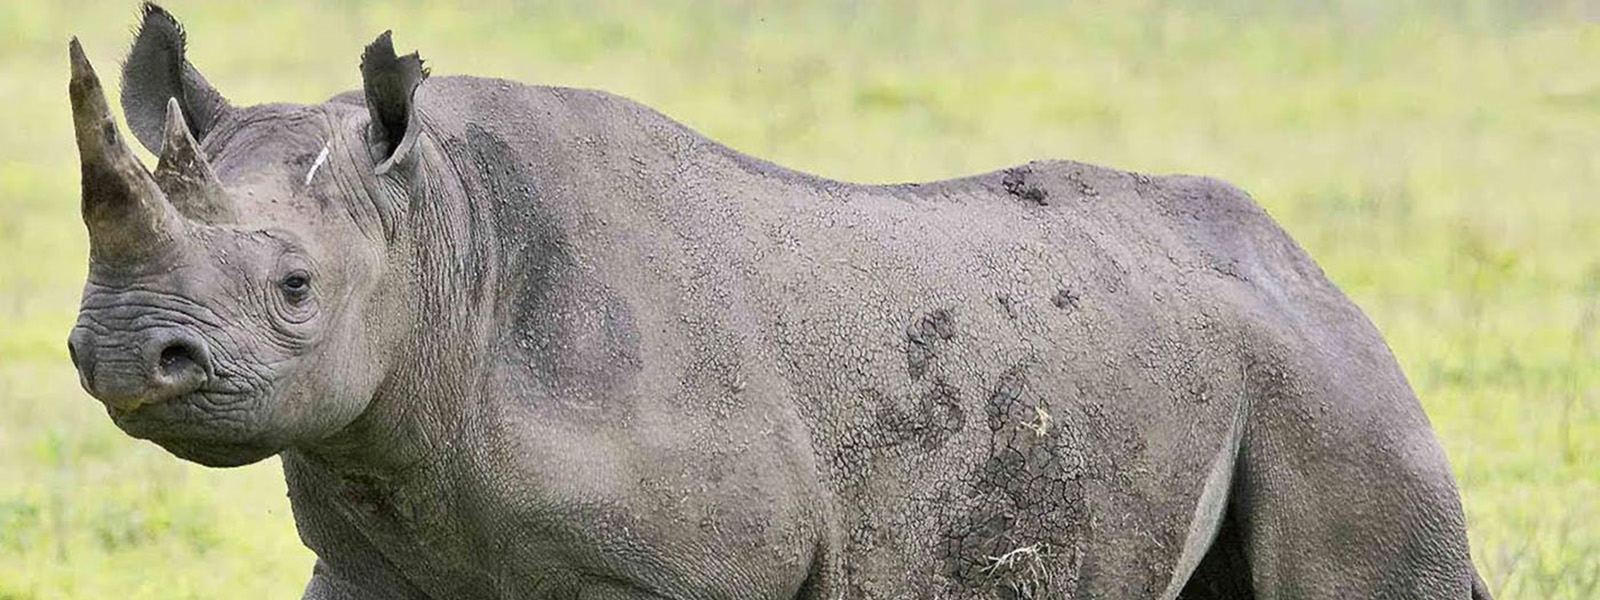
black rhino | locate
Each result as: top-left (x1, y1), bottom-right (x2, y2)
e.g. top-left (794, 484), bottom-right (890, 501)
top-left (65, 4), bottom-right (1491, 599)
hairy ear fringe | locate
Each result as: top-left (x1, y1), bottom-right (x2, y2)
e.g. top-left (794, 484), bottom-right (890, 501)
top-left (120, 2), bottom-right (232, 154)
top-left (360, 30), bottom-right (430, 163)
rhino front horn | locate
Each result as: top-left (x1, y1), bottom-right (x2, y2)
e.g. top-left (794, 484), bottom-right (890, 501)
top-left (154, 97), bottom-right (234, 223)
top-left (69, 37), bottom-right (180, 262)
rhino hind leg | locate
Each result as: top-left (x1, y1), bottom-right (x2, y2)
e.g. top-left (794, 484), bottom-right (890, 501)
top-left (1173, 364), bottom-right (1488, 599)
top-left (1199, 320), bottom-right (1488, 599)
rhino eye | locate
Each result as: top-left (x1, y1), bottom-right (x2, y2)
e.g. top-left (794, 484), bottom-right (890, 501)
top-left (279, 271), bottom-right (312, 303)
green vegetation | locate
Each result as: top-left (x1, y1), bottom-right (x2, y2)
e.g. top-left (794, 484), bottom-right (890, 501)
top-left (1, 1), bottom-right (1594, 597)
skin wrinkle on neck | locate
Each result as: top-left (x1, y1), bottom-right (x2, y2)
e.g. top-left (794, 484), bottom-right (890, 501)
top-left (295, 128), bottom-right (489, 477)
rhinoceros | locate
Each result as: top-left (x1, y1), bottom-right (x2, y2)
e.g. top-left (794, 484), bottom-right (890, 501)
top-left (65, 4), bottom-right (1490, 599)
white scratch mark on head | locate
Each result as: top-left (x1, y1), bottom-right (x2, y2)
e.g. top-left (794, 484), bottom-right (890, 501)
top-left (304, 144), bottom-right (331, 187)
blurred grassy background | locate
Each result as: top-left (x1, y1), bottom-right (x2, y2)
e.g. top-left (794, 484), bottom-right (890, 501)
top-left (1, 0), bottom-right (1595, 597)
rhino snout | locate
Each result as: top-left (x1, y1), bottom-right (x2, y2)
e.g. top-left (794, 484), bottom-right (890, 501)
top-left (69, 325), bottom-right (213, 413)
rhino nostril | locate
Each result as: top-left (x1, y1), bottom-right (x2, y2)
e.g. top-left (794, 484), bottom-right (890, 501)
top-left (67, 329), bottom-right (97, 394)
top-left (146, 335), bottom-right (211, 403)
top-left (157, 339), bottom-right (206, 378)
top-left (67, 328), bottom-right (93, 369)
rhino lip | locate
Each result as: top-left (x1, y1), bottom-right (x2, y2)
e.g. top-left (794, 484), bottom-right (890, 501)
top-left (106, 390), bottom-right (184, 417)
top-left (106, 396), bottom-right (158, 417)
top-left (105, 387), bottom-right (201, 419)
top-left (108, 388), bottom-right (253, 439)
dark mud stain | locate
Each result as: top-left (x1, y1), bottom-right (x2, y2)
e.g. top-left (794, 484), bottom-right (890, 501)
top-left (832, 381), bottom-right (969, 600)
top-left (996, 292), bottom-right (1018, 320)
top-left (831, 383), bottom-right (967, 486)
top-left (905, 308), bottom-right (956, 380)
top-left (940, 365), bottom-right (1087, 597)
top-left (450, 123), bottom-right (565, 343)
top-left (450, 124), bottom-right (642, 400)
top-left (340, 473), bottom-right (404, 523)
top-left (873, 380), bottom-right (967, 452)
top-left (1051, 287), bottom-right (1080, 310)
top-left (1067, 171), bottom-right (1100, 199)
top-left (1210, 257), bottom-right (1248, 281)
top-left (1002, 167), bottom-right (1050, 206)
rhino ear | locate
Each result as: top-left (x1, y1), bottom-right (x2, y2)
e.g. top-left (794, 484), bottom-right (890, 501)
top-left (360, 30), bottom-right (428, 165)
top-left (120, 2), bottom-right (233, 155)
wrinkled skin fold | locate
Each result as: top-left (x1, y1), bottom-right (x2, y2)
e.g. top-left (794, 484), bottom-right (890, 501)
top-left (66, 4), bottom-right (1493, 600)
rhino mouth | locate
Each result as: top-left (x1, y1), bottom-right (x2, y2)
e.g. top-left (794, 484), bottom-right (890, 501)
top-left (109, 388), bottom-right (278, 467)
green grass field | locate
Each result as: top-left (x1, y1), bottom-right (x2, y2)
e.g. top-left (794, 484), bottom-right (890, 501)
top-left (1, 0), bottom-right (1595, 597)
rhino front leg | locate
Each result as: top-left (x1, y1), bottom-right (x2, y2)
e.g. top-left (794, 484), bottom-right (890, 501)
top-left (284, 454), bottom-right (434, 600)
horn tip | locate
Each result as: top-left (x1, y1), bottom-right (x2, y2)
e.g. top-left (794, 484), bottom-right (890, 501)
top-left (68, 36), bottom-right (86, 65)
top-left (159, 96), bottom-right (193, 154)
top-left (68, 37), bottom-right (96, 83)
top-left (163, 97), bottom-right (184, 126)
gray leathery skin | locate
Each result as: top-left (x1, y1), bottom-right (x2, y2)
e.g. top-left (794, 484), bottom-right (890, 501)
top-left (66, 5), bottom-right (1493, 600)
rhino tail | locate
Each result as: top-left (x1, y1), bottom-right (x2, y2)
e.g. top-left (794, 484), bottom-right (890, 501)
top-left (1155, 400), bottom-right (1248, 600)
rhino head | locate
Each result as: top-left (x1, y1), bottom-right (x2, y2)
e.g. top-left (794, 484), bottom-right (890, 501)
top-left (66, 4), bottom-right (428, 467)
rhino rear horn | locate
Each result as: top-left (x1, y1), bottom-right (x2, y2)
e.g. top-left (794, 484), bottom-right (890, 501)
top-left (121, 2), bottom-right (232, 154)
top-left (70, 38), bottom-right (180, 262)
top-left (154, 97), bottom-right (234, 224)
top-left (360, 30), bottom-right (428, 164)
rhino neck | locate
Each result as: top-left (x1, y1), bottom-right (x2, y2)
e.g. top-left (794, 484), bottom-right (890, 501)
top-left (293, 118), bottom-right (508, 478)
